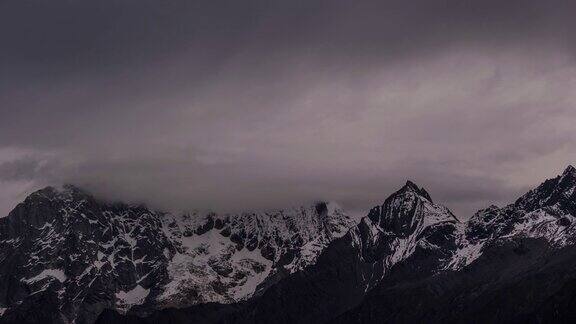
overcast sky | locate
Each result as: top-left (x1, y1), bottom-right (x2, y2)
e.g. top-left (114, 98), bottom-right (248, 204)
top-left (1, 0), bottom-right (576, 219)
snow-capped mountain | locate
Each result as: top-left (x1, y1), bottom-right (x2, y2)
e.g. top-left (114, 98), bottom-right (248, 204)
top-left (336, 168), bottom-right (576, 324)
top-left (4, 166), bottom-right (576, 324)
top-left (98, 165), bottom-right (576, 324)
top-left (449, 164), bottom-right (576, 269)
top-left (0, 186), bottom-right (354, 324)
top-left (96, 179), bottom-right (463, 324)
top-left (349, 180), bottom-right (460, 290)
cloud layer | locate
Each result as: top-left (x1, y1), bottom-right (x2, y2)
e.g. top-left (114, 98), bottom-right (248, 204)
top-left (1, 0), bottom-right (576, 218)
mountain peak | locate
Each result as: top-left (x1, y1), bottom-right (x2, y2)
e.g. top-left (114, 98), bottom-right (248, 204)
top-left (562, 165), bottom-right (576, 177)
top-left (367, 180), bottom-right (449, 230)
top-left (514, 165), bottom-right (576, 212)
top-left (400, 180), bottom-right (433, 203)
top-left (403, 180), bottom-right (419, 190)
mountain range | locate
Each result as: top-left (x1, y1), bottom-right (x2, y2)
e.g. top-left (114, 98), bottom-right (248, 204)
top-left (2, 166), bottom-right (576, 323)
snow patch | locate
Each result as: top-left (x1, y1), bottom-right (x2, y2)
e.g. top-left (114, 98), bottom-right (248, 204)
top-left (115, 285), bottom-right (150, 312)
top-left (24, 269), bottom-right (67, 284)
top-left (447, 240), bottom-right (485, 270)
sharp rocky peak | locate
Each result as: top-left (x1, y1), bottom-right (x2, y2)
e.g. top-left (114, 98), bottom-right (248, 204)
top-left (562, 164), bottom-right (576, 176)
top-left (365, 181), bottom-right (456, 238)
top-left (399, 180), bottom-right (434, 203)
top-left (514, 165), bottom-right (576, 212)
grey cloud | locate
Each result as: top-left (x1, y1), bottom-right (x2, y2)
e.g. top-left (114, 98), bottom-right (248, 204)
top-left (0, 157), bottom-right (41, 182)
top-left (1, 0), bottom-right (576, 218)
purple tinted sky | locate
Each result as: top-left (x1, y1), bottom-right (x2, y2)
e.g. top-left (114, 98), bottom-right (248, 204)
top-left (1, 0), bottom-right (576, 218)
